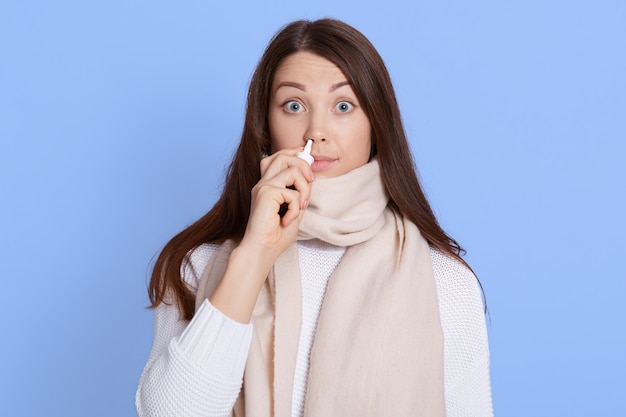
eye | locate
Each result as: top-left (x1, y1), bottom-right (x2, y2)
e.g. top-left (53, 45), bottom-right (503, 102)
top-left (335, 101), bottom-right (353, 113)
top-left (284, 100), bottom-right (304, 113)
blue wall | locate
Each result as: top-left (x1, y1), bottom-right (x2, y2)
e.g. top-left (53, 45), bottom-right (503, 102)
top-left (1, 1), bottom-right (624, 415)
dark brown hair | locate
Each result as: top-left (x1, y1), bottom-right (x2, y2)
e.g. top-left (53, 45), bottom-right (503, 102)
top-left (149, 18), bottom-right (476, 320)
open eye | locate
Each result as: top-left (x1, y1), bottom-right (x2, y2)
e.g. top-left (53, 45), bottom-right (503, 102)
top-left (335, 101), bottom-right (353, 113)
top-left (284, 100), bottom-right (304, 113)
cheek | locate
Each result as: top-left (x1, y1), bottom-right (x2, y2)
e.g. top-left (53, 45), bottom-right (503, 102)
top-left (268, 110), bottom-right (289, 152)
top-left (358, 140), bottom-right (372, 165)
top-left (270, 121), bottom-right (305, 153)
top-left (354, 121), bottom-right (372, 163)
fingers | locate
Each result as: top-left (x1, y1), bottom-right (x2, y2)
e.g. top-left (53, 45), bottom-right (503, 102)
top-left (275, 187), bottom-right (302, 227)
top-left (259, 149), bottom-right (315, 210)
top-left (254, 165), bottom-right (312, 216)
top-left (242, 149), bottom-right (315, 256)
top-left (242, 147), bottom-right (315, 255)
top-left (245, 178), bottom-right (304, 251)
top-left (260, 149), bottom-right (315, 183)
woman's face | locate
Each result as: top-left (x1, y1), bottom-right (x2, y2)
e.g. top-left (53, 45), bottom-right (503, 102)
top-left (269, 52), bottom-right (372, 179)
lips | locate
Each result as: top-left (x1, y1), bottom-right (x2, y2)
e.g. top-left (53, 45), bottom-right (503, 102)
top-left (311, 155), bottom-right (337, 172)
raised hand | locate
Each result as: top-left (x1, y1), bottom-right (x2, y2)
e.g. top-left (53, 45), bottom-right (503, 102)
top-left (209, 146), bottom-right (314, 323)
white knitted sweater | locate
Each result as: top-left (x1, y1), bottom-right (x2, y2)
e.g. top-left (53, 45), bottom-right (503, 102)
top-left (136, 240), bottom-right (493, 417)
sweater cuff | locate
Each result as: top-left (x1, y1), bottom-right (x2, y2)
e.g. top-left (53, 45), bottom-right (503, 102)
top-left (177, 298), bottom-right (253, 383)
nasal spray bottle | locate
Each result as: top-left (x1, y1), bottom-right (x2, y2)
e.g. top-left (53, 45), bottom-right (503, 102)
top-left (279, 139), bottom-right (313, 217)
top-left (296, 139), bottom-right (314, 165)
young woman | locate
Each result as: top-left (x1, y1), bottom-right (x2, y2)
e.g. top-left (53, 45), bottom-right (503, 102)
top-left (136, 18), bottom-right (493, 417)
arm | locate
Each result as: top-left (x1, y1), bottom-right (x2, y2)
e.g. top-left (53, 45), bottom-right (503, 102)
top-left (135, 245), bottom-right (253, 417)
top-left (137, 149), bottom-right (314, 416)
top-left (209, 149), bottom-right (314, 323)
top-left (431, 248), bottom-right (494, 417)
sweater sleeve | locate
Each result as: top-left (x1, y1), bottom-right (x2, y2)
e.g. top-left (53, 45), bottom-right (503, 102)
top-left (136, 244), bottom-right (253, 417)
top-left (431, 248), bottom-right (494, 417)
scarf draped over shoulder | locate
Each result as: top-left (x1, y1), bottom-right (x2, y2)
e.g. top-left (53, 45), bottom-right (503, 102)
top-left (195, 159), bottom-right (445, 416)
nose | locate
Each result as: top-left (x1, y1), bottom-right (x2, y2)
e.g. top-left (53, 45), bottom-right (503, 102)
top-left (304, 110), bottom-right (328, 144)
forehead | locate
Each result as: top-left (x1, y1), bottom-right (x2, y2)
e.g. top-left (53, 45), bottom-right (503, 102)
top-left (273, 52), bottom-right (347, 87)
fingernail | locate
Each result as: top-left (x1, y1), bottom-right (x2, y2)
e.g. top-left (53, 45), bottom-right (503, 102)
top-left (310, 170), bottom-right (316, 182)
top-left (303, 199), bottom-right (309, 210)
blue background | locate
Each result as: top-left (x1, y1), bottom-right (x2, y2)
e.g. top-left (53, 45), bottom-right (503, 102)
top-left (1, 1), bottom-right (624, 416)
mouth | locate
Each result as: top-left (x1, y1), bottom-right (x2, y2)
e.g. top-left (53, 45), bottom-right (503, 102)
top-left (311, 155), bottom-right (338, 172)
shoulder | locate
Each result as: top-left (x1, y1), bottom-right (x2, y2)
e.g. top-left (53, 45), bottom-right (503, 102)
top-left (180, 243), bottom-right (221, 289)
top-left (429, 246), bottom-right (486, 333)
top-left (429, 246), bottom-right (490, 379)
top-left (429, 246), bottom-right (484, 311)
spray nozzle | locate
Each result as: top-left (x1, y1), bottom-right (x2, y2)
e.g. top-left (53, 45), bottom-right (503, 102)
top-left (296, 139), bottom-right (314, 165)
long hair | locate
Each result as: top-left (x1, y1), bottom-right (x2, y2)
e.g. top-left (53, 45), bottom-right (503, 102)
top-left (149, 18), bottom-right (476, 321)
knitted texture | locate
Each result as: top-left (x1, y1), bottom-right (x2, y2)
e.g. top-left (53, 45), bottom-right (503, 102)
top-left (136, 245), bottom-right (253, 417)
top-left (136, 242), bottom-right (493, 417)
top-left (291, 240), bottom-right (346, 417)
top-left (431, 249), bottom-right (493, 417)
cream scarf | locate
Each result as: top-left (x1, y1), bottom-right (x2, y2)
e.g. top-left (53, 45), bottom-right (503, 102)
top-left (196, 160), bottom-right (445, 416)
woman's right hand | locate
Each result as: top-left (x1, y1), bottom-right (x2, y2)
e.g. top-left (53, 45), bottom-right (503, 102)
top-left (209, 147), bottom-right (314, 323)
top-left (240, 148), bottom-right (315, 266)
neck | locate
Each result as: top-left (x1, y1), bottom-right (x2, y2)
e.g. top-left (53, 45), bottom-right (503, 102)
top-left (297, 159), bottom-right (389, 246)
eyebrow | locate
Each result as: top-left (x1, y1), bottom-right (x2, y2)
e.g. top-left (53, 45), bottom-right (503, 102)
top-left (275, 81), bottom-right (306, 92)
top-left (329, 80), bottom-right (350, 92)
top-left (275, 80), bottom-right (351, 93)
